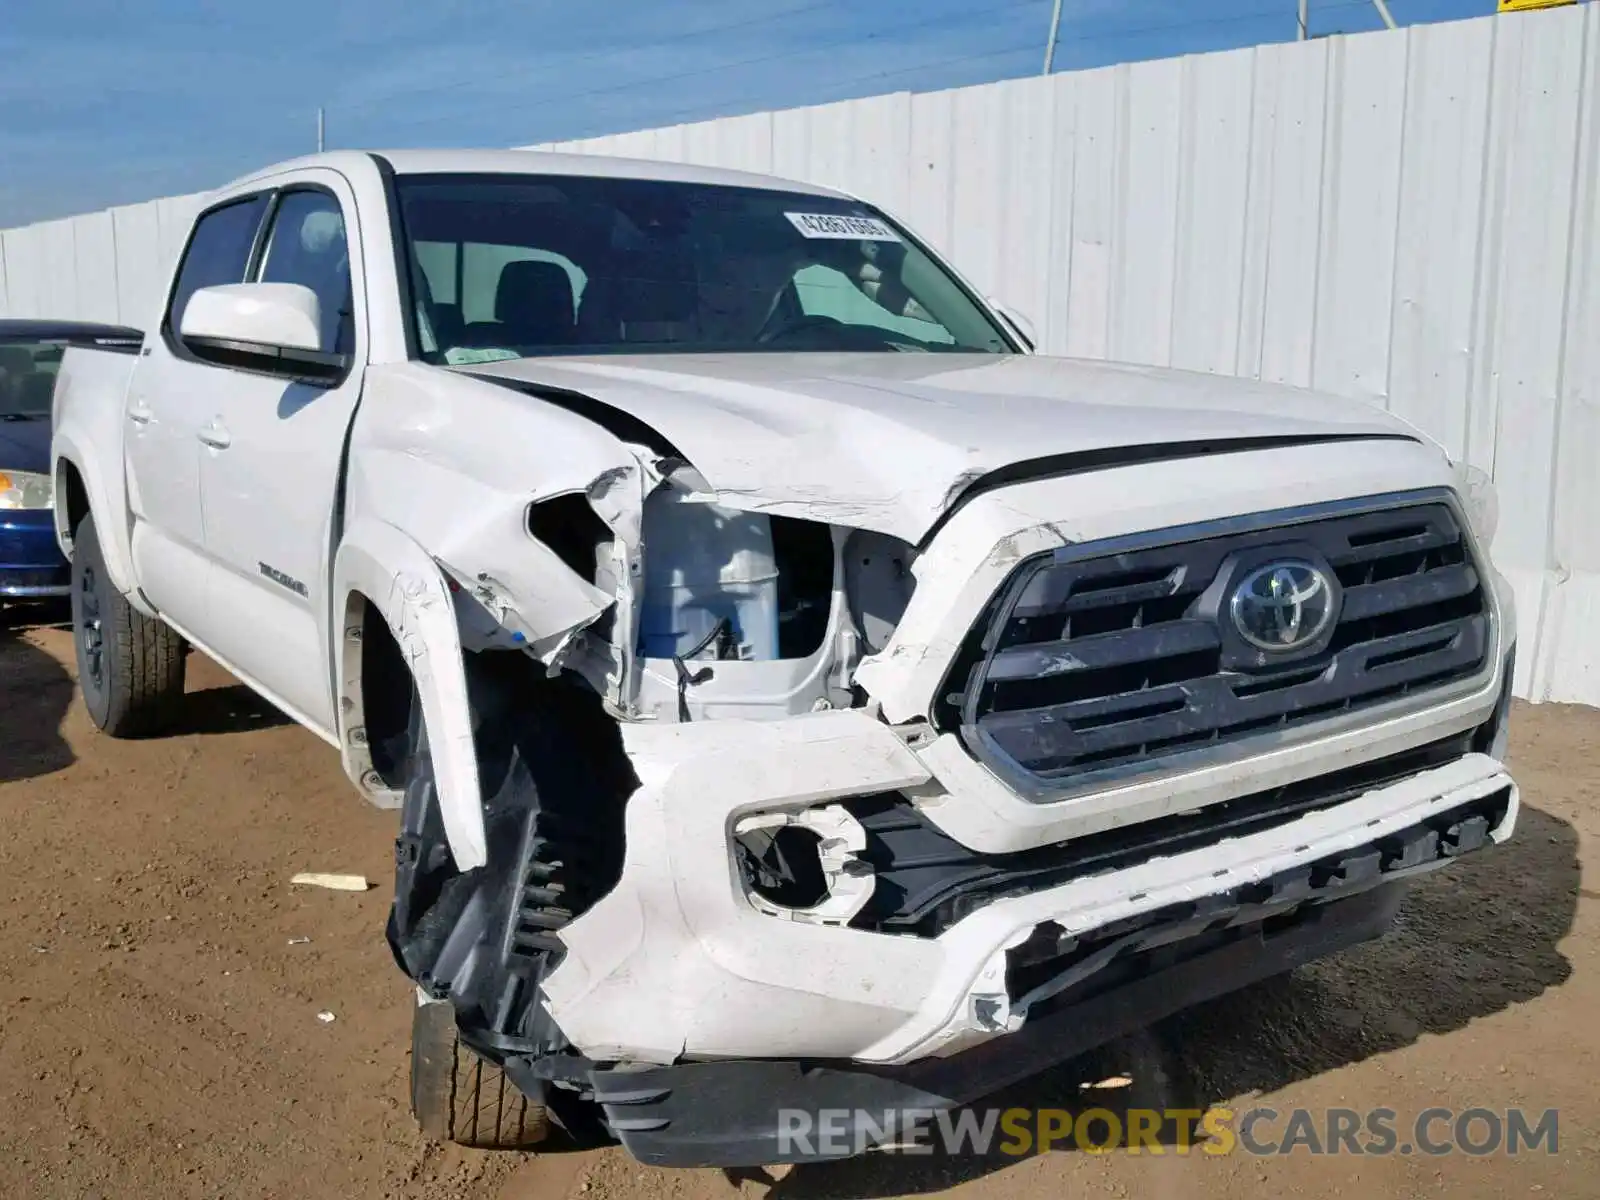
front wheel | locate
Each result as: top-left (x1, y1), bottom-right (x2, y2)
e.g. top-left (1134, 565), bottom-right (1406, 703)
top-left (71, 513), bottom-right (186, 737)
top-left (411, 993), bottom-right (551, 1150)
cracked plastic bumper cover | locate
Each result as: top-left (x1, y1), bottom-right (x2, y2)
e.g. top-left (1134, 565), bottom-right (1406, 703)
top-left (543, 708), bottom-right (1517, 1068)
top-left (526, 755), bottom-right (1512, 1168)
top-left (553, 881), bottom-right (1408, 1168)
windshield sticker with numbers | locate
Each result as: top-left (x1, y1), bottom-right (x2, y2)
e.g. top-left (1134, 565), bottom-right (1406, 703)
top-left (784, 212), bottom-right (902, 241)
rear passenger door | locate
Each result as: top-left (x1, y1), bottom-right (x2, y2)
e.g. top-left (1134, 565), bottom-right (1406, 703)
top-left (196, 176), bottom-right (366, 736)
top-left (127, 194), bottom-right (271, 634)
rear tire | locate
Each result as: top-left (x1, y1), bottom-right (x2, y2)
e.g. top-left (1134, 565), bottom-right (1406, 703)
top-left (411, 993), bottom-right (551, 1151)
top-left (70, 513), bottom-right (186, 737)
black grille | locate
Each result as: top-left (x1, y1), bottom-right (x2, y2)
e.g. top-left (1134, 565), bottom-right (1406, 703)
top-left (940, 498), bottom-right (1490, 795)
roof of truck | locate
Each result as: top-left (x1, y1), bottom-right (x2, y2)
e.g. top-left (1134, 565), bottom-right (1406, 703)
top-left (221, 148), bottom-right (846, 200)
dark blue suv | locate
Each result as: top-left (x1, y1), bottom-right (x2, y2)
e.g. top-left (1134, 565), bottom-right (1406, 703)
top-left (1, 321), bottom-right (142, 603)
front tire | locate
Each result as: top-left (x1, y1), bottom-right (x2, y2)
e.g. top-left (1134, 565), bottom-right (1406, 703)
top-left (393, 653), bottom-right (627, 1152)
top-left (411, 993), bottom-right (551, 1150)
top-left (71, 513), bottom-right (186, 736)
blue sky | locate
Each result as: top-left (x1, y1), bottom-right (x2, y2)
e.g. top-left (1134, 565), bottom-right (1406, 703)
top-left (1, 0), bottom-right (1496, 227)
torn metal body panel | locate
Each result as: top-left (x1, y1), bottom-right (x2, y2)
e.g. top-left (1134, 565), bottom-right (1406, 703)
top-left (518, 421), bottom-right (1518, 1070)
top-left (524, 432), bottom-right (1517, 1067)
top-left (339, 363), bottom-right (664, 706)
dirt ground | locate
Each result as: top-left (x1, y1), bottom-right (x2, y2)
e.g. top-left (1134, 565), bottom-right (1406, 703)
top-left (0, 608), bottom-right (1595, 1200)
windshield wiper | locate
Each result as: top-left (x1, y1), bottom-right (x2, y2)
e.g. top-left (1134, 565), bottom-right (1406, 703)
top-left (0, 412), bottom-right (48, 422)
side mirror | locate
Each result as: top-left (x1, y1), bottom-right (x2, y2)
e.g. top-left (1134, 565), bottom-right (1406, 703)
top-left (990, 300), bottom-right (1038, 352)
top-left (179, 283), bottom-right (347, 382)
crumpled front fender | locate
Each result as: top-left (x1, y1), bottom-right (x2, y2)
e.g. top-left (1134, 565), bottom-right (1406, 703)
top-left (333, 516), bottom-right (486, 869)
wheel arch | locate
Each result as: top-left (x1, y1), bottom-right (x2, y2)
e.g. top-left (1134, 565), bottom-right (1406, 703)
top-left (333, 517), bottom-right (487, 870)
top-left (55, 458), bottom-right (91, 543)
top-left (51, 437), bottom-right (140, 602)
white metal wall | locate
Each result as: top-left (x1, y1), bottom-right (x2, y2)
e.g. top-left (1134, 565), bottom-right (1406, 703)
top-left (3, 8), bottom-right (1597, 706)
top-left (0, 192), bottom-right (206, 331)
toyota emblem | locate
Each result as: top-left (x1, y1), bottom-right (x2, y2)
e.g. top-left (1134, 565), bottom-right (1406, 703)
top-left (1229, 560), bottom-right (1337, 652)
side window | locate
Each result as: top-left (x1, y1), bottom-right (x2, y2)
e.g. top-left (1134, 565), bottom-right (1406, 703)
top-left (166, 196), bottom-right (270, 336)
top-left (257, 191), bottom-right (354, 355)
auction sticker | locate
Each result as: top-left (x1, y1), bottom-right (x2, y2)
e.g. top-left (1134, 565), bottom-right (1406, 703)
top-left (785, 212), bottom-right (902, 241)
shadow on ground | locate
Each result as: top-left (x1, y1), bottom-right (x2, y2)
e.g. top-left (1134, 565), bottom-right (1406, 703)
top-left (1, 605), bottom-right (292, 784)
top-left (749, 801), bottom-right (1580, 1199)
top-left (169, 682), bottom-right (295, 736)
top-left (0, 611), bottom-right (75, 784)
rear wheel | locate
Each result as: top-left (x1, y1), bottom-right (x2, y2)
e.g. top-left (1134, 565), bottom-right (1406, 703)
top-left (71, 513), bottom-right (186, 736)
top-left (411, 992), bottom-right (551, 1150)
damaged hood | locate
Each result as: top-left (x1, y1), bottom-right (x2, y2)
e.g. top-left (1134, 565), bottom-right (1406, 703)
top-left (459, 353), bottom-right (1425, 543)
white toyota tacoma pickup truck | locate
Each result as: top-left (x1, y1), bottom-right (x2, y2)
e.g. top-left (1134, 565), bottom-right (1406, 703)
top-left (49, 149), bottom-right (1518, 1166)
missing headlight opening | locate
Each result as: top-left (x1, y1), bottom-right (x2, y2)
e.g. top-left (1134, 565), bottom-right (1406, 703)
top-left (638, 479), bottom-right (784, 662)
top-left (772, 517), bottom-right (836, 660)
top-left (627, 464), bottom-right (916, 722)
top-left (635, 481), bottom-right (837, 664)
top-left (526, 493), bottom-right (613, 586)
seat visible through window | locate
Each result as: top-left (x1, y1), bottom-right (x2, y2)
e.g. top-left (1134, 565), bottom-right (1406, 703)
top-left (475, 259), bottom-right (576, 349)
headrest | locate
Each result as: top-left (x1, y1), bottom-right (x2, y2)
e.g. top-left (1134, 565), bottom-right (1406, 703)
top-left (495, 260), bottom-right (575, 326)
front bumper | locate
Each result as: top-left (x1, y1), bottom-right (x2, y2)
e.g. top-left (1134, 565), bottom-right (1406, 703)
top-left (560, 881), bottom-right (1411, 1168)
top-left (0, 508), bottom-right (70, 598)
top-left (544, 700), bottom-right (1518, 1068)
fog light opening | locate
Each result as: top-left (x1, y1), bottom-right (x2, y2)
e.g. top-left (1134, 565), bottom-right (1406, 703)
top-left (738, 826), bottom-right (830, 909)
top-left (733, 804), bottom-right (876, 926)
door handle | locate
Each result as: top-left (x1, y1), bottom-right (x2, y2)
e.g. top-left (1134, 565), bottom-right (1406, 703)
top-left (198, 421), bottom-right (231, 450)
top-left (128, 401), bottom-right (153, 425)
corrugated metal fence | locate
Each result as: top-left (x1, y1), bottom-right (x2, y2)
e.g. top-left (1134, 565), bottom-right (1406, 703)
top-left (3, 7), bottom-right (1597, 706)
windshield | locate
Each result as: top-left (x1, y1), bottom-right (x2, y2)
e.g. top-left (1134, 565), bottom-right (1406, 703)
top-left (0, 340), bottom-right (63, 420)
top-left (394, 174), bottom-right (1017, 363)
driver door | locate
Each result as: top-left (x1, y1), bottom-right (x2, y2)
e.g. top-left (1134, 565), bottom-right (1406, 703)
top-left (195, 175), bottom-right (366, 735)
